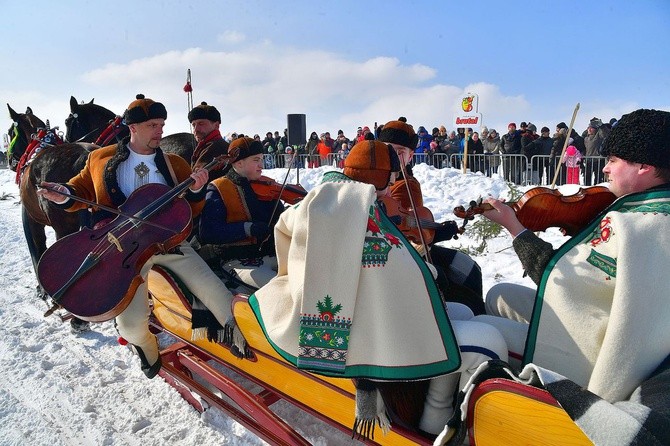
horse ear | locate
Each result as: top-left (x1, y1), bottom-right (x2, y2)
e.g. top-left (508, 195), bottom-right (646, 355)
top-left (7, 104), bottom-right (19, 121)
top-left (88, 98), bottom-right (94, 104)
top-left (70, 96), bottom-right (78, 110)
top-left (26, 107), bottom-right (33, 115)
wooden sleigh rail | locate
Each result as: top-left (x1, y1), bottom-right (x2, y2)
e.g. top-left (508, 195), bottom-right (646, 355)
top-left (157, 341), bottom-right (311, 446)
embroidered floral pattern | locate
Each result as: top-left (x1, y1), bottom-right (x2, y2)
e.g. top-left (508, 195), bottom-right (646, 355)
top-left (299, 295), bottom-right (351, 373)
top-left (362, 204), bottom-right (404, 267)
top-left (590, 216), bottom-right (613, 247)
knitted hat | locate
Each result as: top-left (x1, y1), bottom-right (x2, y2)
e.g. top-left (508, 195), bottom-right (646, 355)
top-left (520, 122), bottom-right (528, 128)
top-left (377, 120), bottom-right (419, 149)
top-left (228, 136), bottom-right (264, 163)
top-left (541, 126), bottom-right (550, 133)
top-left (566, 146), bottom-right (577, 156)
top-left (188, 101), bottom-right (221, 123)
top-left (123, 94), bottom-right (167, 124)
top-left (344, 140), bottom-right (401, 190)
top-left (600, 109), bottom-right (670, 169)
top-left (508, 122), bottom-right (516, 129)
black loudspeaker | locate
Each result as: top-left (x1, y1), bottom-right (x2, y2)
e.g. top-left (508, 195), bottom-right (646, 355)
top-left (287, 114), bottom-right (306, 146)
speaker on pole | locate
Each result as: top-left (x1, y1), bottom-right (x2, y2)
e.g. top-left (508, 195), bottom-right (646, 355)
top-left (287, 114), bottom-right (306, 146)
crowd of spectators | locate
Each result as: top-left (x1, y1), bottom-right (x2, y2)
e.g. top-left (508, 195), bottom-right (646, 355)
top-left (227, 116), bottom-right (616, 186)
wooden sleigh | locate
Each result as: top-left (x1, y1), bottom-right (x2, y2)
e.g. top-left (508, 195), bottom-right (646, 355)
top-left (147, 265), bottom-right (593, 446)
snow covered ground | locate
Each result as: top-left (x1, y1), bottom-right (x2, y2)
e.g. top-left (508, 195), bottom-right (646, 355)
top-left (0, 164), bottom-right (571, 445)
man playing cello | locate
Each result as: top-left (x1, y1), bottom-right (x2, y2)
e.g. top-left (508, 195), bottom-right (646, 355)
top-left (38, 94), bottom-right (245, 378)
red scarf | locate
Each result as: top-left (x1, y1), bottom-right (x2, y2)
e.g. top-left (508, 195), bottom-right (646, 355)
top-left (192, 129), bottom-right (223, 164)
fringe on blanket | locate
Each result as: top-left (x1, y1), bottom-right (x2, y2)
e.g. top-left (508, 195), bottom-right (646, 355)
top-left (352, 379), bottom-right (391, 441)
top-left (191, 295), bottom-right (251, 358)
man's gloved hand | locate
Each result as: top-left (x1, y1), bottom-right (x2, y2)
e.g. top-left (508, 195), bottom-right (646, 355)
top-left (250, 222), bottom-right (270, 240)
top-left (432, 220), bottom-right (460, 243)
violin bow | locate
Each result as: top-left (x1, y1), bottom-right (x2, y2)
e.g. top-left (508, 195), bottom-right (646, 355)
top-left (398, 159), bottom-right (433, 264)
top-left (551, 102), bottom-right (580, 188)
top-left (258, 149), bottom-right (300, 252)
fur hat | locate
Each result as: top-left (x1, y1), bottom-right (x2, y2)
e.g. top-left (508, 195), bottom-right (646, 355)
top-left (344, 140), bottom-right (401, 190)
top-left (188, 101), bottom-right (221, 123)
top-left (528, 123), bottom-right (537, 132)
top-left (377, 120), bottom-right (419, 149)
top-left (228, 136), bottom-right (264, 163)
top-left (541, 126), bottom-right (550, 134)
top-left (123, 94), bottom-right (167, 124)
top-left (600, 109), bottom-right (670, 169)
top-left (556, 122), bottom-right (568, 130)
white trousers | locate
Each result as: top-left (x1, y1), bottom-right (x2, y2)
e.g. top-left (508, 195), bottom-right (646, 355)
top-left (115, 242), bottom-right (234, 367)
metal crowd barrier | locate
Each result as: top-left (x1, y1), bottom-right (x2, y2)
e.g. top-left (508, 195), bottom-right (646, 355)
top-left (261, 153), bottom-right (607, 187)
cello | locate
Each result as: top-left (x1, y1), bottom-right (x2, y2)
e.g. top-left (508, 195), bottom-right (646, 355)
top-left (37, 156), bottom-right (228, 322)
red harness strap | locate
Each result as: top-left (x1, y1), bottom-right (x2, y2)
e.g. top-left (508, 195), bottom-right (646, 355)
top-left (94, 116), bottom-right (125, 146)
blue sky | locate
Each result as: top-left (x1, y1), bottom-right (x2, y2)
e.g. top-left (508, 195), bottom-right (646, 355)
top-left (2, 0), bottom-right (669, 139)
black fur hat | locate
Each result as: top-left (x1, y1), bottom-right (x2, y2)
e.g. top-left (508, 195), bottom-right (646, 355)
top-left (188, 101), bottom-right (221, 123)
top-left (123, 94), bottom-right (167, 124)
top-left (601, 109), bottom-right (670, 169)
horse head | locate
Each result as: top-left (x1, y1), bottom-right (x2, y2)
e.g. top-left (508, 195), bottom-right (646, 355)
top-left (7, 104), bottom-right (46, 171)
top-left (65, 96), bottom-right (128, 144)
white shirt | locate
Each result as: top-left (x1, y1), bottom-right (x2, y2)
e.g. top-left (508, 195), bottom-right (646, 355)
top-left (117, 146), bottom-right (167, 197)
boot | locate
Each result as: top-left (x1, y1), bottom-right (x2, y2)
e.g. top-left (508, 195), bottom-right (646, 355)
top-left (132, 343), bottom-right (162, 379)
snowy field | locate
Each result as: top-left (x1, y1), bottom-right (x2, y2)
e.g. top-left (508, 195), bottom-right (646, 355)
top-left (0, 164), bottom-right (572, 445)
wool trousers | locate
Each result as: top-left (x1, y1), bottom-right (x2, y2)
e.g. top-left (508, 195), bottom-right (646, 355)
top-left (115, 242), bottom-right (234, 368)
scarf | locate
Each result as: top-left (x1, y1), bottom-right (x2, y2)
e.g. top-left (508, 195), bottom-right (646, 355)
top-left (191, 129), bottom-right (223, 164)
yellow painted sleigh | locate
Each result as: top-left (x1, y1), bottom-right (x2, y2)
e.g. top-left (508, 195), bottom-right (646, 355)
top-left (148, 265), bottom-right (592, 445)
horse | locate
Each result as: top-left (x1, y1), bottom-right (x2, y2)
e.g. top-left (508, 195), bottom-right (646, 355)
top-left (64, 96), bottom-right (196, 162)
top-left (65, 96), bottom-right (129, 144)
top-left (6, 104), bottom-right (46, 171)
top-left (8, 104), bottom-right (96, 310)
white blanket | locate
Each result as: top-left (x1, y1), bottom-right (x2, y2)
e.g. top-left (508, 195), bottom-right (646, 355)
top-left (250, 172), bottom-right (460, 379)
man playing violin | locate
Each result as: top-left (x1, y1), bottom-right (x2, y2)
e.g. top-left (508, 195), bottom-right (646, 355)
top-left (250, 139), bottom-right (507, 439)
top-left (378, 119), bottom-right (486, 315)
top-left (469, 109), bottom-right (670, 445)
top-left (198, 136), bottom-right (282, 289)
top-left (38, 94), bottom-right (245, 379)
top-left (188, 101), bottom-right (229, 181)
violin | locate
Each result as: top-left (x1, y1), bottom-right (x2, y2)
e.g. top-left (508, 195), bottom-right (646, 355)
top-left (454, 186), bottom-right (616, 236)
top-left (380, 195), bottom-right (445, 244)
top-left (37, 156), bottom-right (228, 322)
top-left (250, 175), bottom-right (307, 205)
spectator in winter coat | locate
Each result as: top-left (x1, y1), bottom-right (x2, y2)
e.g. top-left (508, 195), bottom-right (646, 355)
top-left (562, 141), bottom-right (583, 184)
top-left (415, 126), bottom-right (432, 164)
top-left (500, 123), bottom-right (523, 183)
top-left (468, 131), bottom-right (485, 173)
top-left (444, 131), bottom-right (461, 168)
top-left (583, 118), bottom-right (610, 185)
top-left (316, 133), bottom-right (332, 166)
top-left (305, 131), bottom-right (319, 167)
top-left (483, 129), bottom-right (501, 176)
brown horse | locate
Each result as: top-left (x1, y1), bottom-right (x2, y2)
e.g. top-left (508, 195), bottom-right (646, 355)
top-left (6, 104), bottom-right (46, 171)
top-left (8, 104), bottom-right (96, 309)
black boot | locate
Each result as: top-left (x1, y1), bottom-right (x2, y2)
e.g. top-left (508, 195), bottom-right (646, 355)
top-left (133, 344), bottom-right (162, 379)
top-left (70, 317), bottom-right (91, 334)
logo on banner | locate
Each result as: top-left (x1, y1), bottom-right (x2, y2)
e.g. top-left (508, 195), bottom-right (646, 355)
top-left (453, 93), bottom-right (483, 127)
